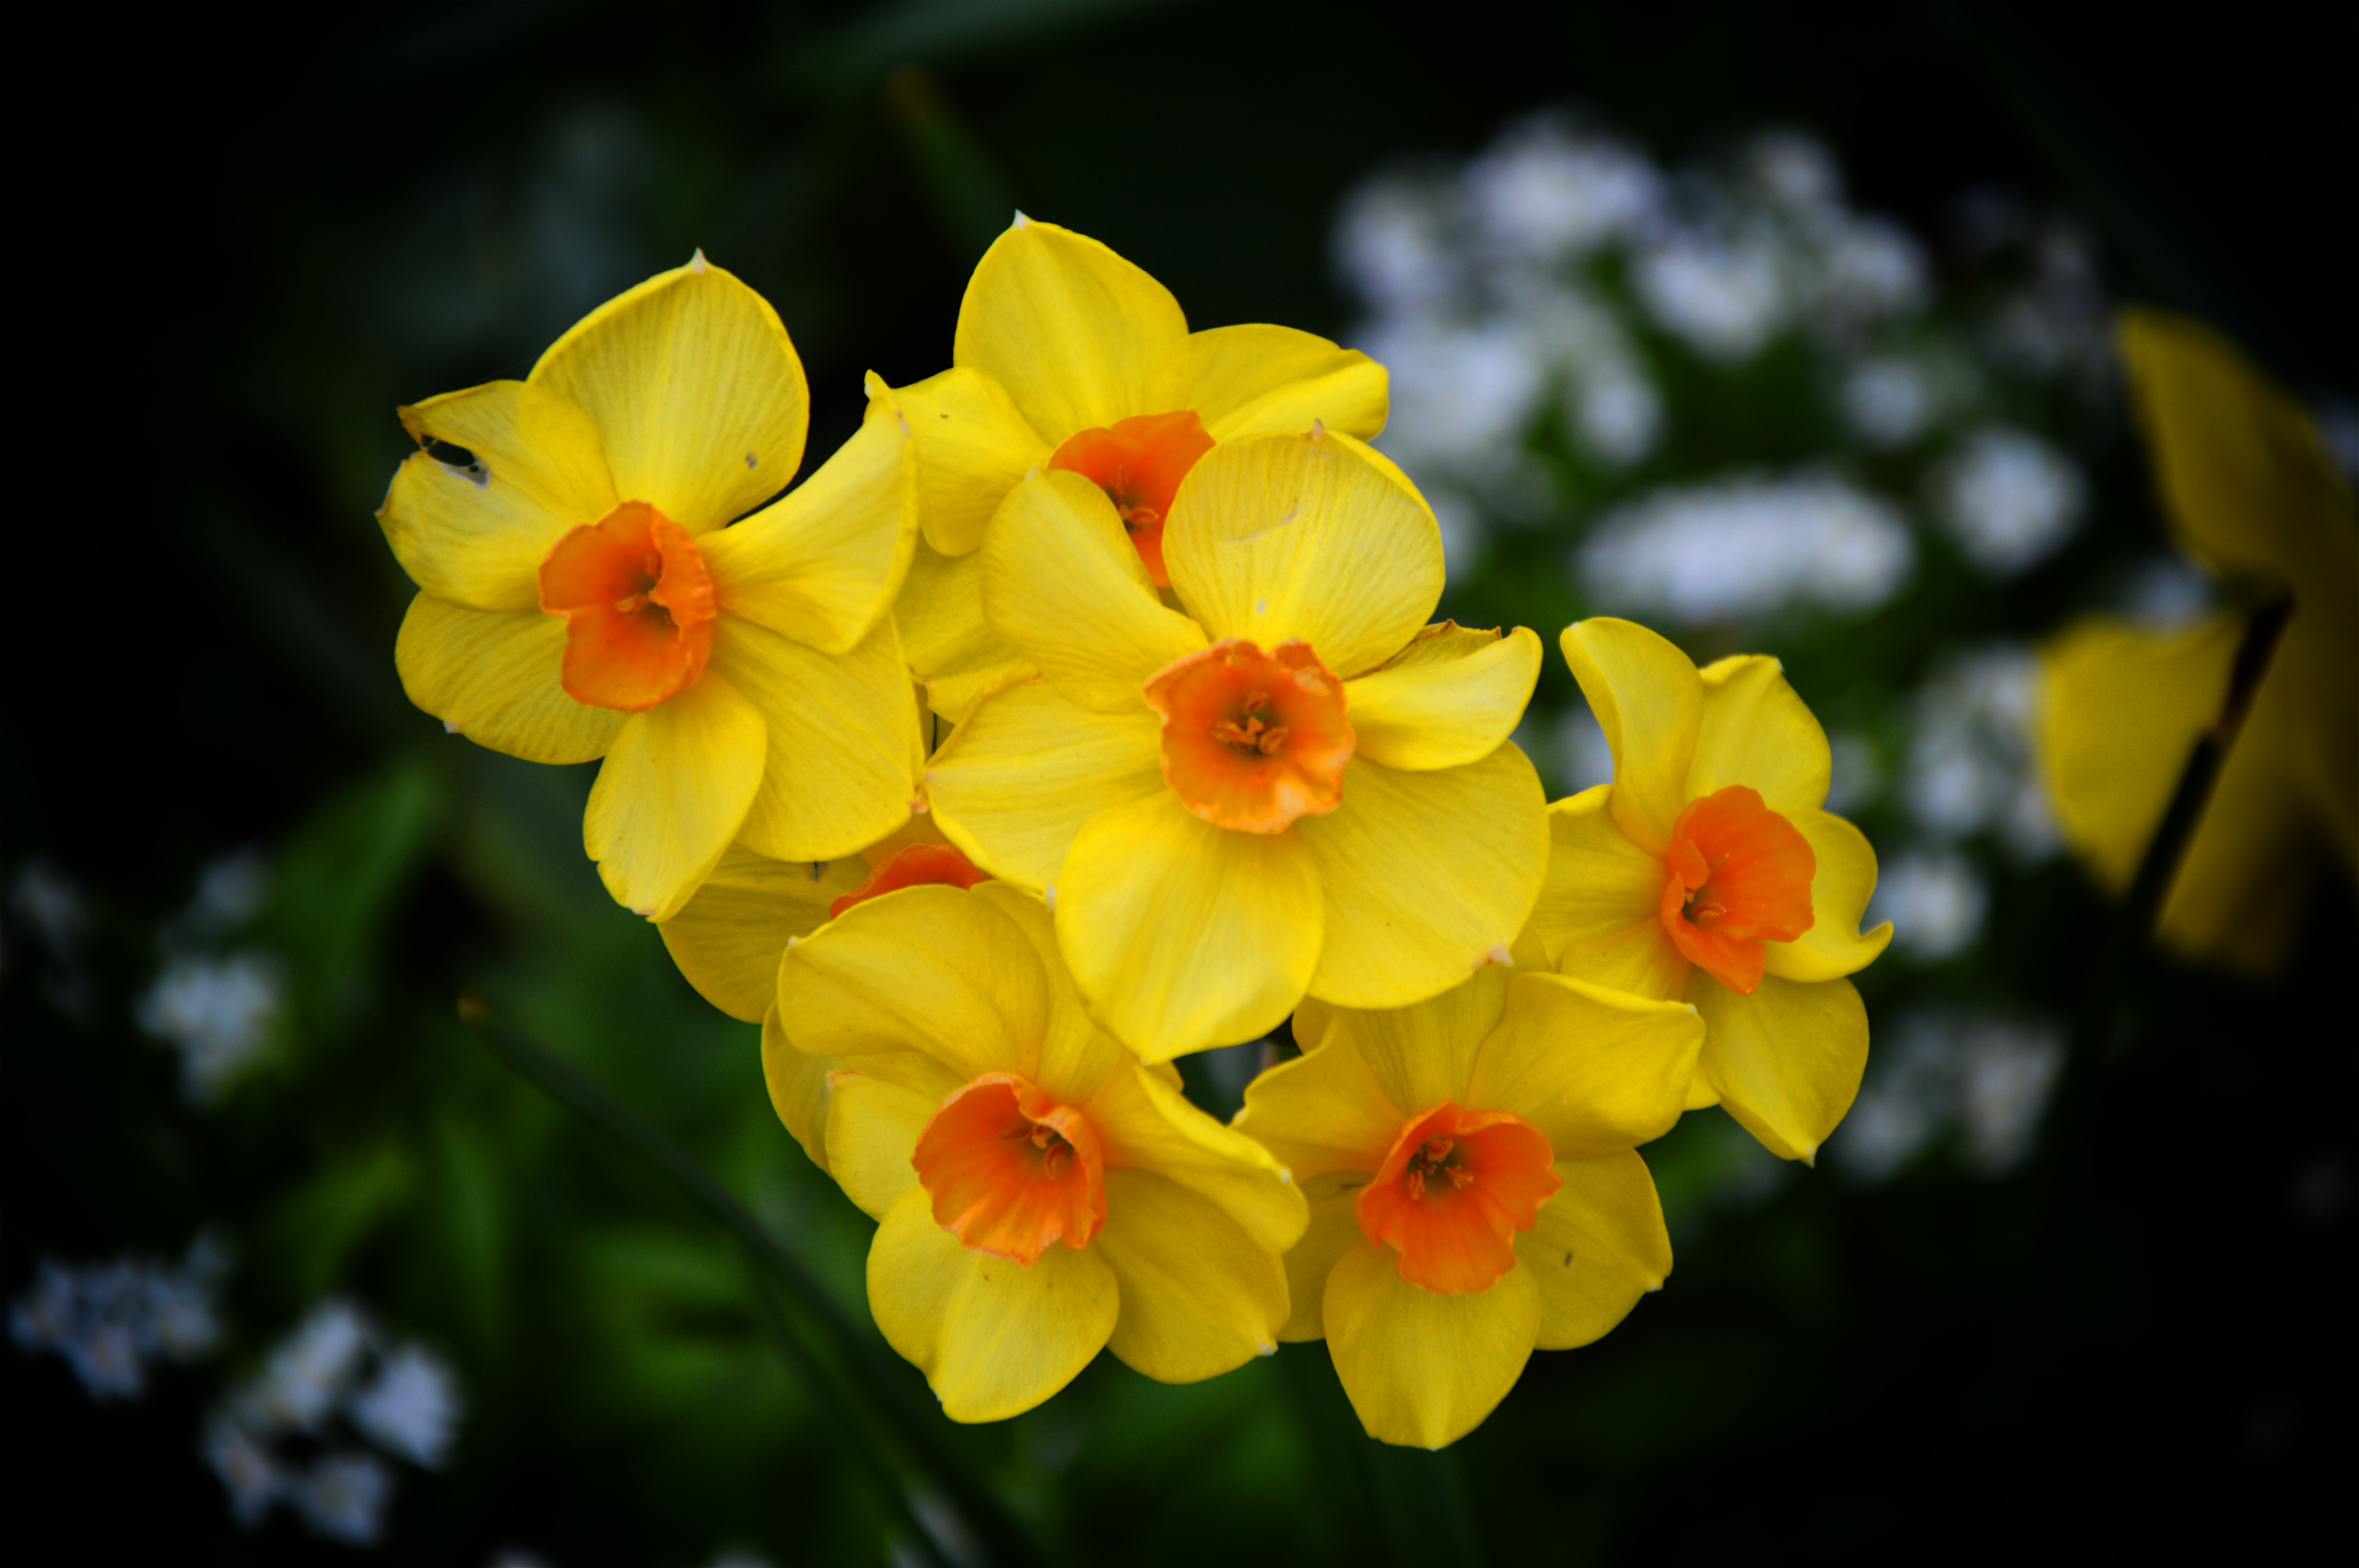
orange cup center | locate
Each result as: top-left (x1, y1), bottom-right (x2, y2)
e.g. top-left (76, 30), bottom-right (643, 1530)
top-left (1047, 409), bottom-right (1215, 588)
top-left (911, 1072), bottom-right (1106, 1265)
top-left (1355, 1101), bottom-right (1561, 1294)
top-left (1656, 784), bottom-right (1816, 995)
top-left (1142, 638), bottom-right (1355, 834)
top-left (538, 499), bottom-right (717, 712)
top-left (828, 843), bottom-right (992, 919)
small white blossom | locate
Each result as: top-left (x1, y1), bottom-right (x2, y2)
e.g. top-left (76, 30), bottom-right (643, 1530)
top-left (1579, 473), bottom-right (1914, 622)
top-left (1867, 849), bottom-right (1989, 962)
top-left (1464, 116), bottom-right (1664, 267)
top-left (1332, 172), bottom-right (1462, 317)
top-left (136, 951), bottom-right (285, 1104)
top-left (1905, 643), bottom-right (2057, 861)
top-left (253, 1300), bottom-right (375, 1433)
top-left (1633, 229), bottom-right (1790, 363)
top-left (292, 1449), bottom-right (397, 1546)
top-left (203, 1410), bottom-right (288, 1527)
top-left (1935, 426), bottom-right (2086, 575)
top-left (351, 1344), bottom-right (464, 1469)
top-left (1834, 1011), bottom-right (2064, 1180)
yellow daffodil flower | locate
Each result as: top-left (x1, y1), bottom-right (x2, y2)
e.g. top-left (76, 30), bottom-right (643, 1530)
top-left (380, 255), bottom-right (925, 920)
top-left (775, 882), bottom-right (1309, 1422)
top-left (890, 216), bottom-right (1388, 722)
top-left (1233, 965), bottom-right (1699, 1447)
top-left (659, 815), bottom-right (991, 1169)
top-left (2041, 310), bottom-right (2357, 975)
top-left (1525, 619), bottom-right (1891, 1163)
top-left (922, 427), bottom-right (1549, 1062)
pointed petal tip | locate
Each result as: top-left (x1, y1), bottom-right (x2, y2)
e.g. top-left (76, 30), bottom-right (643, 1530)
top-left (687, 248), bottom-right (710, 273)
top-left (1012, 209), bottom-right (1030, 228)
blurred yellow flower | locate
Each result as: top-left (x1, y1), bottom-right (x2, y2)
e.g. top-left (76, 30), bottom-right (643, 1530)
top-left (776, 882), bottom-right (1307, 1422)
top-left (890, 216), bottom-right (1390, 722)
top-left (1526, 619), bottom-right (1891, 1162)
top-left (380, 256), bottom-right (924, 920)
top-left (2040, 310), bottom-right (2357, 976)
top-left (923, 427), bottom-right (1549, 1061)
top-left (1234, 966), bottom-right (1698, 1448)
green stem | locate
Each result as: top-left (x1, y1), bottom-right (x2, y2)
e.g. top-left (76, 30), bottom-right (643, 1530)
top-left (464, 1003), bottom-right (1041, 1568)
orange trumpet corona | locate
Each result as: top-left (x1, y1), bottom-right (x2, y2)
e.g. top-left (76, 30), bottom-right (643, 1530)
top-left (828, 843), bottom-right (992, 919)
top-left (1356, 1102), bottom-right (1561, 1294)
top-left (1047, 409), bottom-right (1215, 587)
top-left (911, 1073), bottom-right (1107, 1265)
top-left (1143, 638), bottom-right (1354, 834)
top-left (1658, 785), bottom-right (1816, 994)
top-left (538, 499), bottom-right (717, 711)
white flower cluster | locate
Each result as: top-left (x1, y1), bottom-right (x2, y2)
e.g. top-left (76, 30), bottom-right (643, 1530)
top-left (204, 1299), bottom-right (465, 1546)
top-left (1332, 113), bottom-right (2106, 626)
top-left (135, 848), bottom-right (285, 1105)
top-left (1831, 1010), bottom-right (2066, 1182)
top-left (6, 860), bottom-right (96, 1021)
top-left (9, 1233), bottom-right (229, 1400)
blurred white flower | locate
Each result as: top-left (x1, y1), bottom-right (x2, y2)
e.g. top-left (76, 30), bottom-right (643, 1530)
top-left (1936, 426), bottom-right (2086, 575)
top-left (1357, 316), bottom-right (1546, 480)
top-left (1841, 357), bottom-right (1938, 448)
top-left (1743, 130), bottom-right (1843, 218)
top-left (1868, 848), bottom-right (1989, 962)
top-left (202, 1410), bottom-right (288, 1527)
top-left (351, 1344), bottom-right (464, 1469)
top-left (2115, 553), bottom-right (2220, 630)
top-left (1572, 367), bottom-right (1664, 466)
top-left (1633, 229), bottom-right (1790, 362)
top-left (1554, 703), bottom-right (1616, 795)
top-left (182, 848), bottom-right (270, 941)
top-left (1423, 483), bottom-right (1489, 581)
top-left (1810, 216), bottom-right (1930, 328)
top-left (136, 951), bottom-right (285, 1105)
top-left (292, 1450), bottom-right (397, 1546)
top-left (1905, 643), bottom-right (2058, 862)
top-left (1464, 116), bottom-right (1664, 267)
top-left (10, 1234), bottom-right (229, 1402)
top-left (1834, 1011), bottom-right (2064, 1180)
top-left (8, 860), bottom-right (88, 960)
top-left (1332, 171), bottom-right (1462, 317)
top-left (253, 1300), bottom-right (375, 1433)
top-left (1579, 473), bottom-right (1914, 622)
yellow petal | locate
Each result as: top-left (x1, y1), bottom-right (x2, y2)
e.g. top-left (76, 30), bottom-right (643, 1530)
top-left (1323, 1241), bottom-right (1539, 1448)
top-left (1086, 1066), bottom-right (1307, 1255)
top-left (760, 1003), bottom-right (838, 1170)
top-left (820, 1068), bottom-right (941, 1220)
top-left (1333, 966), bottom-right (1511, 1121)
top-left (1233, 1029), bottom-right (1405, 1183)
top-left (1688, 654), bottom-right (1830, 814)
top-left (1514, 1151), bottom-right (1670, 1351)
top-left (980, 469), bottom-right (1207, 710)
top-left (532, 257), bottom-right (809, 532)
top-left (1275, 1183), bottom-right (1366, 1340)
top-left (1559, 619), bottom-right (1704, 856)
top-left (775, 883), bottom-right (1049, 1082)
top-left (1159, 323), bottom-right (1389, 442)
top-left (2154, 675), bottom-right (2323, 976)
top-left (1525, 787), bottom-right (1685, 998)
top-left (1694, 974), bottom-right (1868, 1163)
top-left (1467, 974), bottom-right (1703, 1157)
top-left (1096, 1168), bottom-right (1289, 1382)
top-left (1344, 626), bottom-right (1541, 771)
top-left (382, 380), bottom-right (616, 612)
top-left (661, 846), bottom-right (863, 1022)
top-left (923, 681), bottom-right (1164, 892)
top-left (2117, 308), bottom-right (2356, 586)
top-left (2039, 613), bottom-right (2239, 892)
top-left (702, 372), bottom-right (917, 657)
top-left (393, 594), bottom-right (625, 764)
top-left (968, 883), bottom-right (1131, 1106)
top-left (583, 673), bottom-right (766, 919)
top-left (1761, 810), bottom-right (1892, 983)
top-left (711, 613), bottom-right (922, 865)
top-left (1163, 430), bottom-right (1443, 681)
top-left (897, 540), bottom-right (1037, 726)
top-left (1058, 790), bottom-right (1324, 1062)
top-left (892, 365), bottom-right (1050, 556)
top-left (954, 218), bottom-right (1188, 443)
top-left (866, 1188), bottom-right (1118, 1422)
top-left (1297, 747), bottom-right (1548, 1010)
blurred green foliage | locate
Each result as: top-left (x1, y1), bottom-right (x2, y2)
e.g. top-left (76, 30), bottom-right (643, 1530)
top-left (7, 2), bottom-right (2350, 1564)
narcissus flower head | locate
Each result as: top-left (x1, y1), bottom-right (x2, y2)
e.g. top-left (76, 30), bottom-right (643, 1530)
top-left (775, 882), bottom-right (1308, 1422)
top-left (1525, 619), bottom-right (1891, 1163)
top-left (1234, 965), bottom-right (1701, 1448)
top-left (891, 216), bottom-right (1392, 722)
top-left (2040, 310), bottom-right (2357, 977)
top-left (378, 255), bottom-right (925, 921)
top-left (923, 427), bottom-right (1551, 1062)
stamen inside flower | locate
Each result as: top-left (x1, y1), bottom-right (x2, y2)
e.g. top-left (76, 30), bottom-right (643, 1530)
top-left (1355, 1102), bottom-right (1560, 1294)
top-left (1047, 410), bottom-right (1215, 587)
top-left (828, 843), bottom-right (992, 919)
top-left (911, 1073), bottom-right (1106, 1265)
top-left (1657, 785), bottom-right (1816, 994)
top-left (1143, 638), bottom-right (1355, 834)
top-left (538, 500), bottom-right (717, 711)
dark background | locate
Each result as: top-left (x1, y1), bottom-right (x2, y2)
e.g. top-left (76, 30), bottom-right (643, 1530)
top-left (9, 3), bottom-right (2352, 1563)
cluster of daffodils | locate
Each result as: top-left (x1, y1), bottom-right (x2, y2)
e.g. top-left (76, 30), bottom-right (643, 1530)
top-left (381, 220), bottom-right (1889, 1446)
